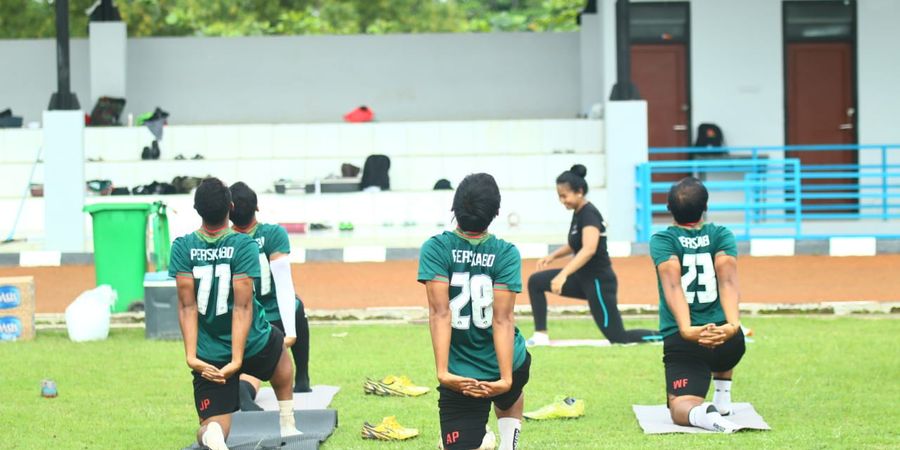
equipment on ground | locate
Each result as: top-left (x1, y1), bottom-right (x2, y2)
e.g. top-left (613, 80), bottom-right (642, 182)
top-left (523, 396), bottom-right (585, 420)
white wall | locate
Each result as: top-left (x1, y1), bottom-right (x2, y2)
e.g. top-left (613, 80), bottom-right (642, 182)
top-left (0, 39), bottom-right (90, 124)
top-left (858, 0), bottom-right (900, 146)
top-left (690, 0), bottom-right (785, 147)
top-left (0, 32), bottom-right (581, 125)
top-left (856, 0), bottom-right (900, 212)
top-left (127, 33), bottom-right (581, 124)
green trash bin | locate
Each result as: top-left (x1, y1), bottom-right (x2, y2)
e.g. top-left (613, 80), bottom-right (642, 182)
top-left (84, 203), bottom-right (152, 312)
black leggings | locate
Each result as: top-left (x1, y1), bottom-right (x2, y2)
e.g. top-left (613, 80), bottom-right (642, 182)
top-left (528, 269), bottom-right (657, 344)
top-left (269, 297), bottom-right (311, 389)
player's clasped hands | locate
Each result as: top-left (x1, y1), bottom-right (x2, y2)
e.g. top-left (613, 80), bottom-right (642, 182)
top-left (217, 360), bottom-right (242, 382)
top-left (187, 357), bottom-right (240, 385)
top-left (438, 372), bottom-right (478, 393)
top-left (438, 372), bottom-right (512, 398)
top-left (464, 379), bottom-right (512, 398)
top-left (695, 323), bottom-right (738, 349)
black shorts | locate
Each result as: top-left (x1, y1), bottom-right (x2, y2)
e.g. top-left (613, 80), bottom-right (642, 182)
top-left (663, 328), bottom-right (745, 400)
top-left (192, 327), bottom-right (285, 421)
top-left (438, 352), bottom-right (531, 450)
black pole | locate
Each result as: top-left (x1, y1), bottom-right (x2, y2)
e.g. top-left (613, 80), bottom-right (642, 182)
top-left (610, 0), bottom-right (640, 100)
top-left (48, 0), bottom-right (80, 110)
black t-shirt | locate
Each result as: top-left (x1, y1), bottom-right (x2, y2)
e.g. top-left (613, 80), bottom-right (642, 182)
top-left (567, 202), bottom-right (611, 274)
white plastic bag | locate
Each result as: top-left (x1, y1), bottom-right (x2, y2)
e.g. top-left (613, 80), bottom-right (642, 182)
top-left (65, 285), bottom-right (116, 342)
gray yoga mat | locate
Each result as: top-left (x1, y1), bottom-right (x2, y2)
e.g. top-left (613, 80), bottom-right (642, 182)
top-left (254, 385), bottom-right (340, 411)
top-left (548, 339), bottom-right (611, 347)
top-left (184, 409), bottom-right (338, 449)
top-left (632, 403), bottom-right (771, 434)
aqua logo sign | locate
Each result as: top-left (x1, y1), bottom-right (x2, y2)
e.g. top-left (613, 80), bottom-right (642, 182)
top-left (0, 316), bottom-right (22, 340)
top-left (0, 285), bottom-right (21, 309)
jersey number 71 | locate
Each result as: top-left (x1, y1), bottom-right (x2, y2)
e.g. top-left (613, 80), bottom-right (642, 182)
top-left (194, 264), bottom-right (231, 316)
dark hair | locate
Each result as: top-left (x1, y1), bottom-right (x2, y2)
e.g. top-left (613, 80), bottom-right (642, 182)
top-left (667, 177), bottom-right (709, 224)
top-left (229, 182), bottom-right (258, 227)
top-left (556, 164), bottom-right (588, 194)
top-left (452, 173), bottom-right (501, 233)
top-left (194, 177), bottom-right (232, 225)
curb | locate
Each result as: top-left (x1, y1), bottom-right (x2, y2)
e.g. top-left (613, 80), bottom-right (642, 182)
top-left (4, 237), bottom-right (900, 267)
top-left (33, 301), bottom-right (900, 330)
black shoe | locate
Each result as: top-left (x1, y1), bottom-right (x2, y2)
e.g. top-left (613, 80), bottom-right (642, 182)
top-left (293, 373), bottom-right (312, 393)
top-left (141, 146), bottom-right (151, 160)
top-left (148, 107), bottom-right (170, 122)
top-left (150, 140), bottom-right (161, 160)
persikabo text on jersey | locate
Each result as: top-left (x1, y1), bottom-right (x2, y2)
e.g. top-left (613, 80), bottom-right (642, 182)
top-left (450, 249), bottom-right (496, 268)
top-left (190, 247), bottom-right (235, 261)
top-left (678, 235), bottom-right (710, 250)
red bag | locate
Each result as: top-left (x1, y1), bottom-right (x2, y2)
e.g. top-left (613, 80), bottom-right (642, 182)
top-left (344, 106), bottom-right (374, 123)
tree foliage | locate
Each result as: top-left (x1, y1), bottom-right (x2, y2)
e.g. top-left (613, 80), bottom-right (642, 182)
top-left (0, 0), bottom-right (584, 39)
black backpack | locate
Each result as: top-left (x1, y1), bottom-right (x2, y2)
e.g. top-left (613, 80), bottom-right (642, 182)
top-left (695, 123), bottom-right (724, 148)
top-left (89, 97), bottom-right (126, 126)
top-left (433, 179), bottom-right (452, 190)
top-left (360, 155), bottom-right (391, 191)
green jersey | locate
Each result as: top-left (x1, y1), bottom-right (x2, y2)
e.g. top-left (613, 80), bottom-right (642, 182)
top-left (243, 223), bottom-right (292, 322)
top-left (650, 223), bottom-right (738, 337)
top-left (169, 228), bottom-right (271, 362)
top-left (417, 230), bottom-right (527, 381)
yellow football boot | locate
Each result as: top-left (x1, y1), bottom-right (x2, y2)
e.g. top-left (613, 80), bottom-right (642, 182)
top-left (523, 396), bottom-right (585, 420)
top-left (361, 416), bottom-right (420, 441)
top-left (379, 375), bottom-right (430, 397)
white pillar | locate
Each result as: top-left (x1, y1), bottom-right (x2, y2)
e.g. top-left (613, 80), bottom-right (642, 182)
top-left (578, 12), bottom-right (605, 115)
top-left (89, 22), bottom-right (127, 107)
top-left (600, 0), bottom-right (618, 104)
top-left (604, 100), bottom-right (648, 242)
top-left (43, 110), bottom-right (85, 252)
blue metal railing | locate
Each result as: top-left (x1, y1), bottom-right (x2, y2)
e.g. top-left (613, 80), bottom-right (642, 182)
top-left (635, 144), bottom-right (900, 241)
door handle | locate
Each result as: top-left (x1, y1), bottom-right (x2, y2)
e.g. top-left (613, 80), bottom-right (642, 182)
top-left (673, 124), bottom-right (688, 131)
top-left (839, 123), bottom-right (853, 130)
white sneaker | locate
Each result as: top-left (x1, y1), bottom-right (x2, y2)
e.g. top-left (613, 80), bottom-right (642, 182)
top-left (480, 427), bottom-right (497, 450)
top-left (714, 401), bottom-right (732, 416)
top-left (526, 332), bottom-right (549, 347)
top-left (280, 426), bottom-right (303, 438)
top-left (712, 415), bottom-right (739, 434)
top-left (201, 422), bottom-right (229, 450)
top-left (280, 414), bottom-right (303, 438)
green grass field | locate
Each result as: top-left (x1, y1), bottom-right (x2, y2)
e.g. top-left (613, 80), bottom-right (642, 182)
top-left (1, 317), bottom-right (898, 449)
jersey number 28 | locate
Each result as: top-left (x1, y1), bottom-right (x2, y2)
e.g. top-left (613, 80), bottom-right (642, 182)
top-left (449, 273), bottom-right (494, 330)
top-left (681, 253), bottom-right (718, 304)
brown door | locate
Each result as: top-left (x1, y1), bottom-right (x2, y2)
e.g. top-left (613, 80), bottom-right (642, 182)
top-left (632, 44), bottom-right (690, 206)
top-left (786, 42), bottom-right (857, 209)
